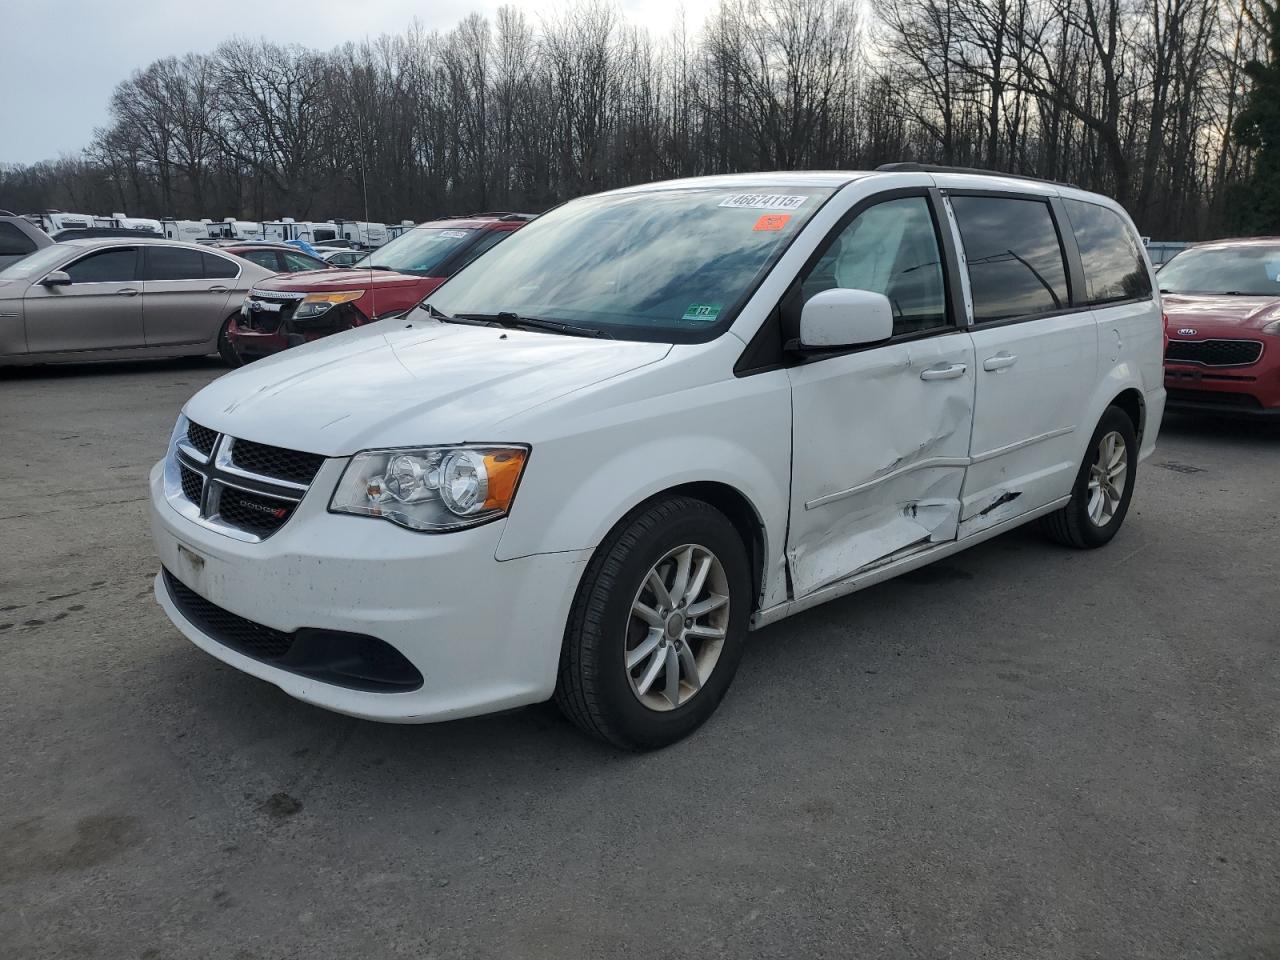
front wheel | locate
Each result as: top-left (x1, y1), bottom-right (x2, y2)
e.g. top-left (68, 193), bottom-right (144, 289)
top-left (1040, 406), bottom-right (1138, 548)
top-left (555, 496), bottom-right (751, 750)
top-left (217, 316), bottom-right (242, 368)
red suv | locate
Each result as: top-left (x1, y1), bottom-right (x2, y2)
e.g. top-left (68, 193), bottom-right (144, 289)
top-left (227, 213), bottom-right (532, 363)
top-left (1159, 238), bottom-right (1280, 418)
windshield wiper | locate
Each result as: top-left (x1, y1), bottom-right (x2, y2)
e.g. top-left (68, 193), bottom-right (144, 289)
top-left (423, 303), bottom-right (501, 328)
top-left (458, 312), bottom-right (614, 339)
top-left (362, 264), bottom-right (397, 271)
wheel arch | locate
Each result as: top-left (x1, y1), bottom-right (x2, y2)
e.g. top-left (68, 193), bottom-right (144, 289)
top-left (1110, 386), bottom-right (1146, 445)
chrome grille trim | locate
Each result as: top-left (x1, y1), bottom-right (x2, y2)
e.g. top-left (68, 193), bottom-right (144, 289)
top-left (163, 416), bottom-right (323, 542)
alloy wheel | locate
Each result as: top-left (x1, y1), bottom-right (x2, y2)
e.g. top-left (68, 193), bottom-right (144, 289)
top-left (1086, 430), bottom-right (1128, 526)
top-left (625, 543), bottom-right (730, 711)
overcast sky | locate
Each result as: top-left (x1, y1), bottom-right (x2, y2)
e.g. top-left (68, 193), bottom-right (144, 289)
top-left (0, 0), bottom-right (717, 165)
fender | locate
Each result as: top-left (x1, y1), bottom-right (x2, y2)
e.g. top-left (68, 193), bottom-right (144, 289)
top-left (495, 367), bottom-right (793, 610)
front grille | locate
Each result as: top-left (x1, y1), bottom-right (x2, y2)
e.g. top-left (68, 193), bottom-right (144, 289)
top-left (164, 568), bottom-right (293, 659)
top-left (165, 421), bottom-right (324, 541)
top-left (186, 421), bottom-right (217, 456)
top-left (1166, 339), bottom-right (1263, 366)
top-left (230, 440), bottom-right (324, 485)
top-left (216, 486), bottom-right (295, 535)
top-left (162, 568), bottom-right (424, 691)
top-left (179, 463), bottom-right (204, 504)
top-left (1166, 388), bottom-right (1262, 409)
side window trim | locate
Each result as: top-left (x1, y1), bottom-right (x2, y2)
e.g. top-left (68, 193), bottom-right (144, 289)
top-left (796, 188), bottom-right (958, 334)
top-left (942, 187), bottom-right (1088, 327)
top-left (1061, 198), bottom-right (1155, 307)
top-left (735, 186), bottom-right (965, 375)
top-left (59, 245), bottom-right (141, 285)
top-left (202, 251), bottom-right (243, 280)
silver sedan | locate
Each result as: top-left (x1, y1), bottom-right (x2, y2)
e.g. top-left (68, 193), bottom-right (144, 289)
top-left (0, 238), bottom-right (275, 367)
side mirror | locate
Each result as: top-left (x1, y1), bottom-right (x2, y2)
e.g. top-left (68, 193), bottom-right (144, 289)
top-left (41, 270), bottom-right (72, 287)
top-left (798, 288), bottom-right (894, 349)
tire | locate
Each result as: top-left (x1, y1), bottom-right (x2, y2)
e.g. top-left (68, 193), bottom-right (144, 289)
top-left (555, 496), bottom-right (752, 750)
top-left (1040, 405), bottom-right (1138, 548)
top-left (217, 316), bottom-right (242, 368)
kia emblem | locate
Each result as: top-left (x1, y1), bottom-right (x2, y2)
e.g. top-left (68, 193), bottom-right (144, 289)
top-left (1177, 328), bottom-right (1197, 336)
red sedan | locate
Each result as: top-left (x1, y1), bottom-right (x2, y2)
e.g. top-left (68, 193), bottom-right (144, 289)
top-left (1159, 238), bottom-right (1280, 418)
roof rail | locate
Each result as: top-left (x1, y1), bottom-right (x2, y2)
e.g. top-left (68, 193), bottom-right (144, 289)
top-left (875, 162), bottom-right (1078, 190)
top-left (461, 211), bottom-right (537, 221)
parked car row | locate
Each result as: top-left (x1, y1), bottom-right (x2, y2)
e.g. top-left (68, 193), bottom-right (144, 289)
top-left (0, 213), bottom-right (534, 367)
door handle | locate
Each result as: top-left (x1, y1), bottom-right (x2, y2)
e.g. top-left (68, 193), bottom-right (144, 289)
top-left (115, 288), bottom-right (140, 297)
top-left (920, 362), bottom-right (967, 381)
top-left (208, 285), bottom-right (229, 293)
top-left (983, 353), bottom-right (1018, 372)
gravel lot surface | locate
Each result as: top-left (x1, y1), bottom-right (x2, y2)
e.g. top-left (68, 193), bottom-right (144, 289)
top-left (2, 358), bottom-right (1277, 959)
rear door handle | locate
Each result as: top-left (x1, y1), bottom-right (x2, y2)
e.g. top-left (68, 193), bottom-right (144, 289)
top-left (208, 285), bottom-right (229, 293)
top-left (983, 353), bottom-right (1018, 372)
top-left (920, 362), bottom-right (967, 381)
top-left (115, 287), bottom-right (140, 297)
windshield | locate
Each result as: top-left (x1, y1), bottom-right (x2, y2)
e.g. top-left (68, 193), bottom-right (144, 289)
top-left (0, 244), bottom-right (68, 280)
top-left (426, 185), bottom-right (838, 341)
top-left (1157, 244), bottom-right (1280, 296)
top-left (362, 227), bottom-right (479, 276)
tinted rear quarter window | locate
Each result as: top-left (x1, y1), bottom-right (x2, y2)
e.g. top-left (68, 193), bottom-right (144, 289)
top-left (67, 248), bottom-right (137, 283)
top-left (239, 249), bottom-right (281, 272)
top-left (0, 222), bottom-right (36, 256)
top-left (951, 196), bottom-right (1069, 322)
top-left (144, 246), bottom-right (206, 281)
top-left (1063, 199), bottom-right (1152, 303)
top-left (202, 252), bottom-right (239, 279)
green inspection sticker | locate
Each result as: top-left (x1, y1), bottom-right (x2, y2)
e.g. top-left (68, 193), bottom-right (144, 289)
top-left (682, 303), bottom-right (721, 322)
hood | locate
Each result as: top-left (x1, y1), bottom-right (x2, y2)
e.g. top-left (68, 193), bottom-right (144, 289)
top-left (1162, 294), bottom-right (1280, 333)
top-left (252, 268), bottom-right (428, 293)
top-left (184, 319), bottom-right (671, 456)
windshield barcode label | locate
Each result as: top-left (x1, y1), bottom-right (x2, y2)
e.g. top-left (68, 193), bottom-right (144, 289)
top-left (719, 194), bottom-right (807, 210)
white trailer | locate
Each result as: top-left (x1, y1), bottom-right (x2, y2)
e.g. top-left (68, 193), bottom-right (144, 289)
top-left (386, 220), bottom-right (416, 241)
top-left (112, 213), bottom-right (164, 234)
top-left (29, 212), bottom-right (97, 234)
top-left (161, 219), bottom-right (215, 242)
top-left (331, 219), bottom-right (389, 249)
top-left (208, 219), bottom-right (265, 241)
top-left (263, 219), bottom-right (342, 245)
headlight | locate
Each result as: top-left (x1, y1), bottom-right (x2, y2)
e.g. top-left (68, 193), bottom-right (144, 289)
top-left (1262, 318), bottom-right (1280, 336)
top-left (329, 445), bottom-right (530, 532)
top-left (294, 290), bottom-right (364, 320)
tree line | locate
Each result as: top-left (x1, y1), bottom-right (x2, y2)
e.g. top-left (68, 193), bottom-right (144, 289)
top-left (1, 0), bottom-right (1276, 239)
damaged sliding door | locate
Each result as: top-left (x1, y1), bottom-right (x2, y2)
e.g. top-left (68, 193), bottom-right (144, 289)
top-left (783, 192), bottom-right (976, 598)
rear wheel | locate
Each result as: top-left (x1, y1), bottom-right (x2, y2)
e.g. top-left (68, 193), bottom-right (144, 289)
top-left (217, 316), bottom-right (242, 368)
top-left (1040, 406), bottom-right (1137, 548)
top-left (555, 496), bottom-right (751, 750)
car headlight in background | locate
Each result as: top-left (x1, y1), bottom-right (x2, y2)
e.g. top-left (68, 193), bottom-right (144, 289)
top-left (294, 290), bottom-right (365, 321)
top-left (329, 445), bottom-right (530, 531)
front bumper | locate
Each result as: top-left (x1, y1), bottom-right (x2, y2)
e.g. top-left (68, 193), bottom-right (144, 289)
top-left (1164, 352), bottom-right (1280, 417)
top-left (149, 460), bottom-right (589, 723)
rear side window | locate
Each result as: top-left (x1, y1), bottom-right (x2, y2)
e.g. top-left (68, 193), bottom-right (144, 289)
top-left (239, 249), bottom-right (281, 272)
top-left (1064, 199), bottom-right (1152, 303)
top-left (0, 222), bottom-right (36, 256)
top-left (144, 246), bottom-right (205, 281)
top-left (67, 248), bottom-right (137, 283)
top-left (951, 196), bottom-right (1069, 322)
top-left (282, 251), bottom-right (324, 272)
top-left (202, 252), bottom-right (239, 279)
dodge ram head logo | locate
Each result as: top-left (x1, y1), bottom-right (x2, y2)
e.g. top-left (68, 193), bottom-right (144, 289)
top-left (1177, 328), bottom-right (1197, 336)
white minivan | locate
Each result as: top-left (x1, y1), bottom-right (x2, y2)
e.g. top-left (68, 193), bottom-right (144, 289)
top-left (150, 167), bottom-right (1165, 749)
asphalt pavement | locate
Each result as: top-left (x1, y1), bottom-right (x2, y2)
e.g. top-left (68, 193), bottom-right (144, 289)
top-left (2, 357), bottom-right (1277, 959)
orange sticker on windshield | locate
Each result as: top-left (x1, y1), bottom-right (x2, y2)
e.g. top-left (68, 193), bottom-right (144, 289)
top-left (754, 214), bottom-right (791, 232)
